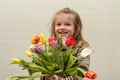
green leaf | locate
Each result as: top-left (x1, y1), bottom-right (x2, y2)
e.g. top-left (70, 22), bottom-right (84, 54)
top-left (65, 67), bottom-right (78, 75)
top-left (63, 47), bottom-right (73, 67)
top-left (54, 69), bottom-right (63, 74)
top-left (58, 37), bottom-right (63, 49)
top-left (65, 53), bottom-right (77, 70)
top-left (75, 75), bottom-right (82, 80)
top-left (6, 76), bottom-right (13, 80)
top-left (29, 63), bottom-right (52, 74)
top-left (77, 67), bottom-right (86, 76)
top-left (63, 46), bottom-right (76, 68)
top-left (6, 74), bottom-right (49, 80)
top-left (17, 58), bottom-right (31, 70)
top-left (33, 53), bottom-right (51, 66)
top-left (46, 65), bottom-right (55, 72)
top-left (54, 50), bottom-right (64, 70)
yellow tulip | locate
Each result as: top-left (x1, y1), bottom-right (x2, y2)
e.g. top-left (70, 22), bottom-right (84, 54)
top-left (26, 51), bottom-right (33, 57)
top-left (12, 58), bottom-right (21, 64)
top-left (40, 33), bottom-right (46, 44)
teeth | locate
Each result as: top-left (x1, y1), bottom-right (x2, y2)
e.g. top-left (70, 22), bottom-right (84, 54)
top-left (59, 32), bottom-right (68, 34)
top-left (58, 30), bottom-right (68, 34)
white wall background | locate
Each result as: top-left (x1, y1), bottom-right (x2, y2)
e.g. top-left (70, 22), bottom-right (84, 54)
top-left (0, 0), bottom-right (120, 80)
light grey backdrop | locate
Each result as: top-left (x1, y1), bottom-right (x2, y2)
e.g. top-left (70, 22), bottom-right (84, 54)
top-left (0, 0), bottom-right (120, 80)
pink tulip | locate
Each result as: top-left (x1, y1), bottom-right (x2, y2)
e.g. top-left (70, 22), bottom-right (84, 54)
top-left (62, 37), bottom-right (67, 46)
top-left (37, 43), bottom-right (45, 50)
top-left (82, 77), bottom-right (90, 80)
top-left (48, 38), bottom-right (58, 48)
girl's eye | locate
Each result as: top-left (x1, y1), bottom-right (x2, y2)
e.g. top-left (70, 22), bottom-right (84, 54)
top-left (56, 23), bottom-right (61, 26)
top-left (65, 23), bottom-right (71, 26)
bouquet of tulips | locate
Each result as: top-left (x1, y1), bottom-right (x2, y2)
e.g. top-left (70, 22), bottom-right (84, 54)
top-left (6, 33), bottom-right (97, 80)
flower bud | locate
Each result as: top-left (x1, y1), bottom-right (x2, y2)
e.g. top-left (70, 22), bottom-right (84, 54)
top-left (31, 35), bottom-right (40, 44)
top-left (36, 43), bottom-right (45, 50)
top-left (28, 45), bottom-right (35, 52)
top-left (12, 58), bottom-right (21, 64)
top-left (34, 47), bottom-right (41, 54)
top-left (65, 37), bottom-right (75, 46)
top-left (48, 38), bottom-right (58, 48)
top-left (40, 33), bottom-right (46, 44)
top-left (26, 51), bottom-right (33, 57)
top-left (82, 77), bottom-right (90, 80)
top-left (85, 70), bottom-right (97, 79)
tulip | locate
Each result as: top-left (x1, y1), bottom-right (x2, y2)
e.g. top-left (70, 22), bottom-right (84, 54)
top-left (28, 44), bottom-right (36, 52)
top-left (36, 43), bottom-right (45, 50)
top-left (40, 33), bottom-right (46, 44)
top-left (85, 70), bottom-right (97, 79)
top-left (26, 51), bottom-right (33, 57)
top-left (48, 38), bottom-right (58, 48)
top-left (65, 37), bottom-right (75, 46)
top-left (82, 77), bottom-right (90, 80)
top-left (12, 58), bottom-right (21, 64)
top-left (34, 47), bottom-right (41, 54)
top-left (53, 40), bottom-right (58, 48)
top-left (48, 38), bottom-right (57, 43)
top-left (62, 37), bottom-right (67, 46)
top-left (31, 35), bottom-right (40, 44)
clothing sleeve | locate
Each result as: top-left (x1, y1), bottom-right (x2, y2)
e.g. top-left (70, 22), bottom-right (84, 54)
top-left (76, 55), bottom-right (90, 71)
top-left (74, 46), bottom-right (91, 71)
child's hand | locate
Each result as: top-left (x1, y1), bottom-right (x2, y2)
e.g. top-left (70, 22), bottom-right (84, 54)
top-left (46, 75), bottom-right (60, 80)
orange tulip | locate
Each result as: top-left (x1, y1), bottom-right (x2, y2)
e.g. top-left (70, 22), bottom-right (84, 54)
top-left (31, 35), bottom-right (40, 44)
top-left (85, 70), bottom-right (97, 79)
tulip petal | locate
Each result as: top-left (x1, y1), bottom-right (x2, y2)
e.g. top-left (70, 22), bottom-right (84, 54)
top-left (12, 58), bottom-right (21, 64)
top-left (86, 70), bottom-right (97, 79)
top-left (26, 51), bottom-right (33, 57)
top-left (40, 33), bottom-right (46, 44)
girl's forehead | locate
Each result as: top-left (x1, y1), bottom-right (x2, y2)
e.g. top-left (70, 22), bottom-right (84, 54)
top-left (55, 13), bottom-right (74, 22)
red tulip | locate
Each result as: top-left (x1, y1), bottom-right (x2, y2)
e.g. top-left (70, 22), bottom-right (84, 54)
top-left (65, 37), bottom-right (75, 46)
top-left (48, 38), bottom-right (58, 48)
top-left (48, 38), bottom-right (57, 42)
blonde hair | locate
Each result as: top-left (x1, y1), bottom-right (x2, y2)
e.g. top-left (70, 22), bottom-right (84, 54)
top-left (50, 7), bottom-right (89, 47)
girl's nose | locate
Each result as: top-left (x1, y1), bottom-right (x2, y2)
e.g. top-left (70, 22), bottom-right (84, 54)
top-left (60, 25), bottom-right (66, 29)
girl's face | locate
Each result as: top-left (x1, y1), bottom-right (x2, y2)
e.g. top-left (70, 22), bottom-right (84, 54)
top-left (54, 13), bottom-right (75, 38)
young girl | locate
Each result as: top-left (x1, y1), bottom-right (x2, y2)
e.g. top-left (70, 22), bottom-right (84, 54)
top-left (44, 7), bottom-right (90, 80)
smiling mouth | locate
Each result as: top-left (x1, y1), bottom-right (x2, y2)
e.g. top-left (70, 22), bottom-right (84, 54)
top-left (57, 31), bottom-right (69, 37)
top-left (58, 32), bottom-right (68, 34)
